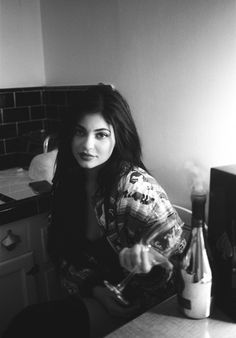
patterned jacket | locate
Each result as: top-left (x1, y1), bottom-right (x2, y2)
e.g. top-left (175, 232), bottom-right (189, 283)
top-left (60, 165), bottom-right (187, 308)
top-left (95, 165), bottom-right (185, 254)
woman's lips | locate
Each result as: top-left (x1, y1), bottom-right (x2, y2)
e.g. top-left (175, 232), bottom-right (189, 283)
top-left (79, 153), bottom-right (97, 161)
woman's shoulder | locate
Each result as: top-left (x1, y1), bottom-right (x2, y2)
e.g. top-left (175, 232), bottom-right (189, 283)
top-left (119, 163), bottom-right (163, 192)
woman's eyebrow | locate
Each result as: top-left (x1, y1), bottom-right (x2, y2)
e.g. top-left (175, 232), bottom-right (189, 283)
top-left (94, 128), bottom-right (111, 132)
top-left (75, 124), bottom-right (85, 129)
top-left (76, 124), bottom-right (111, 132)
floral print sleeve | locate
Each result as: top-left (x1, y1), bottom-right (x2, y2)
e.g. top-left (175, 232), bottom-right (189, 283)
top-left (115, 167), bottom-right (186, 255)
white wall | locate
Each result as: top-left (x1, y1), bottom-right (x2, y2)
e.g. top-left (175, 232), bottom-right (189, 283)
top-left (40, 0), bottom-right (120, 86)
top-left (2, 0), bottom-right (236, 210)
top-left (0, 0), bottom-right (45, 88)
top-left (40, 0), bottom-right (236, 209)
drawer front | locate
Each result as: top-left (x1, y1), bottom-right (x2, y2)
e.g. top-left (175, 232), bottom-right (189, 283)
top-left (0, 219), bottom-right (29, 262)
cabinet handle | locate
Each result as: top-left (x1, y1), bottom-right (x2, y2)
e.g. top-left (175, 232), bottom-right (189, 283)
top-left (1, 229), bottom-right (21, 251)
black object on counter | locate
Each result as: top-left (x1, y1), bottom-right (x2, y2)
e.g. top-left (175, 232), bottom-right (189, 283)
top-left (29, 180), bottom-right (52, 194)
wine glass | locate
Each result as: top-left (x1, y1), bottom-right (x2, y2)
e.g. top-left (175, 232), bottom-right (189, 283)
top-left (104, 223), bottom-right (182, 306)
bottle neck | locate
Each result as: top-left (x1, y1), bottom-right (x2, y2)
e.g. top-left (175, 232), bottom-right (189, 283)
top-left (191, 192), bottom-right (206, 228)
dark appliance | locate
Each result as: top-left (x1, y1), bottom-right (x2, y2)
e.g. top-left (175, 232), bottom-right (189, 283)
top-left (208, 164), bottom-right (236, 321)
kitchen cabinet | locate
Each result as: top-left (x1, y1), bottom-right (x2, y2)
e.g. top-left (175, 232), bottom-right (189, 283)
top-left (0, 213), bottom-right (62, 335)
top-left (29, 212), bottom-right (62, 302)
top-left (0, 252), bottom-right (37, 336)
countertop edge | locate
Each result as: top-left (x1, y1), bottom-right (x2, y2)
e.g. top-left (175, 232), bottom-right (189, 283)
top-left (0, 192), bottom-right (51, 226)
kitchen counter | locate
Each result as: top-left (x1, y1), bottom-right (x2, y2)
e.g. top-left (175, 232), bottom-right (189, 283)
top-left (106, 295), bottom-right (236, 338)
top-left (0, 168), bottom-right (51, 225)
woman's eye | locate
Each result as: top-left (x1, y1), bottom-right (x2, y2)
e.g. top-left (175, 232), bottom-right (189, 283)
top-left (96, 132), bottom-right (110, 139)
top-left (74, 128), bottom-right (85, 137)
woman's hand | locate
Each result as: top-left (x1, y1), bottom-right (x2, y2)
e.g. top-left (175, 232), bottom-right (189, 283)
top-left (119, 244), bottom-right (173, 276)
top-left (92, 286), bottom-right (140, 318)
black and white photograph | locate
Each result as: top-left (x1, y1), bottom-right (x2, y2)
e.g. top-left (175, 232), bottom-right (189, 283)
top-left (0, 1), bottom-right (236, 337)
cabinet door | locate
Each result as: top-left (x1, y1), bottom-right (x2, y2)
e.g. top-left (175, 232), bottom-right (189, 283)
top-left (42, 264), bottom-right (63, 301)
top-left (29, 213), bottom-right (63, 302)
top-left (39, 223), bottom-right (63, 301)
top-left (0, 251), bottom-right (38, 336)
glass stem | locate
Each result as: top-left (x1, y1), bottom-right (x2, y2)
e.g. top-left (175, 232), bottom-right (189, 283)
top-left (117, 266), bottom-right (138, 292)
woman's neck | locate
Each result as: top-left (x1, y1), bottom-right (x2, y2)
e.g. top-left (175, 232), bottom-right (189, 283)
top-left (84, 167), bottom-right (100, 195)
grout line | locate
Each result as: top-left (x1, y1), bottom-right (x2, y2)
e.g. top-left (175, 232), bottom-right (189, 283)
top-left (13, 91), bottom-right (16, 107)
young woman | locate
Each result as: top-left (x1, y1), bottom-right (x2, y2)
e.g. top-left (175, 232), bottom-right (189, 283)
top-left (3, 85), bottom-right (187, 338)
top-left (47, 84), bottom-right (187, 337)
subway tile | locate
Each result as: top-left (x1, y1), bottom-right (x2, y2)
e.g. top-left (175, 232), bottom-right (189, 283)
top-left (21, 87), bottom-right (44, 92)
top-left (0, 152), bottom-right (33, 170)
top-left (5, 137), bottom-right (22, 153)
top-left (0, 93), bottom-right (14, 108)
top-left (30, 106), bottom-right (46, 120)
top-left (0, 88), bottom-right (16, 93)
top-left (0, 154), bottom-right (17, 169)
top-left (17, 120), bottom-right (44, 136)
top-left (45, 120), bottom-right (62, 134)
top-left (15, 91), bottom-right (41, 107)
top-left (15, 152), bottom-right (35, 169)
top-left (67, 90), bottom-right (86, 106)
top-left (42, 91), bottom-right (66, 105)
top-left (45, 85), bottom-right (89, 91)
top-left (16, 135), bottom-right (28, 153)
top-left (0, 86), bottom-right (43, 93)
top-left (0, 124), bottom-right (17, 139)
top-left (3, 107), bottom-right (30, 123)
top-left (45, 105), bottom-right (60, 119)
top-left (57, 106), bottom-right (67, 119)
top-left (0, 140), bottom-right (5, 154)
top-left (27, 143), bottom-right (44, 155)
top-left (0, 86), bottom-right (93, 160)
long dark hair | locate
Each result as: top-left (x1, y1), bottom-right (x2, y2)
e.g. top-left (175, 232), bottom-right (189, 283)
top-left (47, 84), bottom-right (147, 265)
top-left (53, 84), bottom-right (146, 194)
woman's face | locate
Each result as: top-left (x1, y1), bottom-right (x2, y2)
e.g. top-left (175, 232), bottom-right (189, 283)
top-left (71, 113), bottom-right (116, 169)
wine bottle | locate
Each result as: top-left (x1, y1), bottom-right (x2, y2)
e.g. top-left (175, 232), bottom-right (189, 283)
top-left (177, 190), bottom-right (212, 319)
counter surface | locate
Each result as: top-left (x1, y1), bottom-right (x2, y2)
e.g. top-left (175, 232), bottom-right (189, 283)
top-left (0, 167), bottom-right (51, 225)
top-left (105, 295), bottom-right (236, 338)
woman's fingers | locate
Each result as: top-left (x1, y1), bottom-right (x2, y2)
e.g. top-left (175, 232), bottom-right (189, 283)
top-left (149, 247), bottom-right (174, 278)
top-left (130, 244), bottom-right (142, 270)
top-left (140, 245), bottom-right (152, 273)
top-left (119, 247), bottom-right (128, 269)
top-left (119, 245), bottom-right (152, 273)
top-left (119, 245), bottom-right (142, 272)
top-left (119, 244), bottom-right (173, 274)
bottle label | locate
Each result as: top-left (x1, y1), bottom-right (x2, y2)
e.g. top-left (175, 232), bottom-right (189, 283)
top-left (177, 294), bottom-right (191, 310)
top-left (180, 280), bottom-right (212, 318)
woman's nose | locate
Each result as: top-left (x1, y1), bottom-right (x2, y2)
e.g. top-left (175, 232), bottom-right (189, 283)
top-left (83, 134), bottom-right (95, 150)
